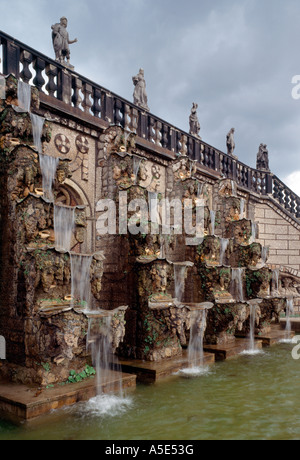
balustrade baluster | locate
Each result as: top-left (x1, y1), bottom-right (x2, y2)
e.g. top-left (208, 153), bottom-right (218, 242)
top-left (20, 51), bottom-right (33, 84)
top-left (123, 104), bottom-right (131, 132)
top-left (72, 76), bottom-right (83, 109)
top-left (149, 117), bottom-right (155, 143)
top-left (155, 121), bottom-right (162, 146)
top-left (296, 200), bottom-right (300, 219)
top-left (82, 83), bottom-right (93, 114)
top-left (179, 134), bottom-right (187, 156)
top-left (45, 64), bottom-right (58, 97)
top-left (187, 137), bottom-right (194, 159)
top-left (129, 107), bottom-right (138, 133)
top-left (92, 87), bottom-right (102, 118)
top-left (169, 128), bottom-right (176, 152)
top-left (161, 124), bottom-right (169, 149)
top-left (33, 57), bottom-right (46, 91)
top-left (138, 112), bottom-right (148, 139)
top-left (102, 91), bottom-right (114, 123)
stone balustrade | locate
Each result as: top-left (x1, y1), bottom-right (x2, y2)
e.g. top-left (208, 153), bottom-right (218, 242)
top-left (0, 30), bottom-right (299, 220)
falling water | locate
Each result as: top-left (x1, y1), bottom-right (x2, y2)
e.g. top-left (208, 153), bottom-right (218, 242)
top-left (0, 77), bottom-right (6, 99)
top-left (54, 205), bottom-right (75, 252)
top-left (250, 221), bottom-right (257, 244)
top-left (249, 304), bottom-right (257, 352)
top-left (174, 265), bottom-right (186, 303)
top-left (87, 316), bottom-right (123, 396)
top-left (241, 303), bottom-right (263, 355)
top-left (70, 253), bottom-right (93, 310)
top-left (261, 246), bottom-right (268, 265)
top-left (158, 228), bottom-right (166, 260)
top-left (271, 269), bottom-right (280, 296)
top-left (210, 210), bottom-right (216, 236)
top-left (30, 113), bottom-right (45, 154)
top-left (132, 156), bottom-right (142, 184)
top-left (231, 180), bottom-right (237, 197)
top-left (39, 154), bottom-right (59, 202)
top-left (148, 191), bottom-right (159, 224)
top-left (240, 199), bottom-right (245, 220)
top-left (180, 309), bottom-right (210, 377)
top-left (220, 238), bottom-right (229, 265)
top-left (197, 182), bottom-right (204, 197)
top-left (188, 310), bottom-right (206, 368)
top-left (13, 80), bottom-right (31, 112)
top-left (284, 298), bottom-right (295, 342)
top-left (231, 268), bottom-right (245, 302)
top-left (85, 315), bottom-right (131, 414)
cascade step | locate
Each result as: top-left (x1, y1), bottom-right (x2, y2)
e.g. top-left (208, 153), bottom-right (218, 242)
top-left (0, 371), bottom-right (136, 422)
top-left (235, 324), bottom-right (295, 346)
top-left (117, 351), bottom-right (215, 384)
top-left (203, 338), bottom-right (263, 361)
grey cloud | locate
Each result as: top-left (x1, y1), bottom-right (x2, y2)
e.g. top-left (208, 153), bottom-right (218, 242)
top-left (1, 0), bottom-right (300, 183)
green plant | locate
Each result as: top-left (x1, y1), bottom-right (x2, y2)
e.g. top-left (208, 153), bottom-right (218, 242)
top-left (67, 365), bottom-right (96, 384)
top-left (41, 362), bottom-right (51, 372)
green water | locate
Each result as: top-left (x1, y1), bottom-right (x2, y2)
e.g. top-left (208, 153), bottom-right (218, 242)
top-left (0, 343), bottom-right (299, 440)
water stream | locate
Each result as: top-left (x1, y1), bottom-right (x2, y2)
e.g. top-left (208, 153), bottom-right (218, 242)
top-left (54, 205), bottom-right (75, 252)
top-left (180, 309), bottom-right (209, 377)
top-left (230, 268), bottom-right (245, 302)
top-left (70, 253), bottom-right (93, 311)
top-left (271, 269), bottom-right (280, 296)
top-left (174, 265), bottom-right (186, 303)
top-left (210, 210), bottom-right (215, 236)
top-left (39, 154), bottom-right (59, 203)
top-left (148, 191), bottom-right (159, 224)
top-left (0, 77), bottom-right (6, 99)
top-left (261, 246), bottom-right (268, 265)
top-left (281, 298), bottom-right (295, 343)
top-left (240, 198), bottom-right (245, 220)
top-left (220, 238), bottom-right (229, 265)
top-left (85, 314), bottom-right (131, 415)
top-left (13, 80), bottom-right (31, 112)
top-left (30, 113), bottom-right (45, 154)
top-left (132, 156), bottom-right (142, 184)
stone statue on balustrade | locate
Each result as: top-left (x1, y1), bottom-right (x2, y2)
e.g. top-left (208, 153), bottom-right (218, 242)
top-left (51, 17), bottom-right (78, 68)
top-left (256, 143), bottom-right (270, 171)
top-left (189, 103), bottom-right (201, 139)
top-left (132, 68), bottom-right (150, 112)
top-left (226, 128), bottom-right (236, 158)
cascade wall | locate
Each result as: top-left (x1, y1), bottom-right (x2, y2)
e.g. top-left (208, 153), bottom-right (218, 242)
top-left (1, 75), bottom-right (300, 382)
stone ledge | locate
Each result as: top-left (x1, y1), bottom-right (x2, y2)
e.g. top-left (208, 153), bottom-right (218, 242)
top-left (0, 372), bottom-right (136, 422)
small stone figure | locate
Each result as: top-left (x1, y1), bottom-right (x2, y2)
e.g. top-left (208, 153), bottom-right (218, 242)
top-left (51, 17), bottom-right (77, 67)
top-left (256, 143), bottom-right (270, 171)
top-left (226, 128), bottom-right (236, 157)
top-left (189, 103), bottom-right (201, 139)
top-left (132, 68), bottom-right (150, 112)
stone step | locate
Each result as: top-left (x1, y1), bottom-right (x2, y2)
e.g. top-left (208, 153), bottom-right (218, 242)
top-left (117, 351), bottom-right (215, 384)
top-left (235, 325), bottom-right (295, 346)
top-left (0, 371), bottom-right (136, 422)
top-left (203, 338), bottom-right (263, 361)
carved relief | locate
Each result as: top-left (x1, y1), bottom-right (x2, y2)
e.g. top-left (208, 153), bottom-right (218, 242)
top-left (54, 133), bottom-right (71, 155)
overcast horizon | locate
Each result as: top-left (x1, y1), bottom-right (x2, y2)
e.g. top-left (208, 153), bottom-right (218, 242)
top-left (2, 0), bottom-right (300, 195)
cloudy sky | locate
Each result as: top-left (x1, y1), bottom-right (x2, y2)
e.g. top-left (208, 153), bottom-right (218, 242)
top-left (2, 0), bottom-right (300, 194)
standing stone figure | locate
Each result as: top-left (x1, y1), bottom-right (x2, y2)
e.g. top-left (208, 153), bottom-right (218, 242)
top-left (226, 128), bottom-right (236, 157)
top-left (51, 17), bottom-right (78, 67)
top-left (256, 143), bottom-right (270, 171)
top-left (132, 68), bottom-right (150, 112)
top-left (189, 103), bottom-right (201, 139)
